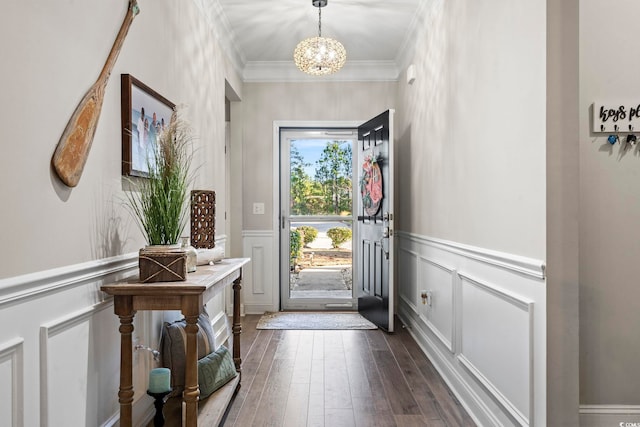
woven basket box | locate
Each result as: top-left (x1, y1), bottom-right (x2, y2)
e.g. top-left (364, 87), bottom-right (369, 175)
top-left (139, 249), bottom-right (187, 283)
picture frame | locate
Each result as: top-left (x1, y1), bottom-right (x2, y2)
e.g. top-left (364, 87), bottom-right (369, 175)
top-left (121, 74), bottom-right (175, 177)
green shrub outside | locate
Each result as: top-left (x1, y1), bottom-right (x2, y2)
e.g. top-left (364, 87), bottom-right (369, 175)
top-left (327, 227), bottom-right (352, 248)
top-left (298, 226), bottom-right (318, 247)
top-left (290, 229), bottom-right (302, 264)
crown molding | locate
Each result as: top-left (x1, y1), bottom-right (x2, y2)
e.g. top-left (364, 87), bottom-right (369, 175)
top-left (243, 60), bottom-right (400, 83)
top-left (395, 0), bottom-right (430, 75)
top-left (193, 0), bottom-right (246, 75)
top-left (395, 0), bottom-right (430, 73)
top-left (195, 0), bottom-right (423, 83)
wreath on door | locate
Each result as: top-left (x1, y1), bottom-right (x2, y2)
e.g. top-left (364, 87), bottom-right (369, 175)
top-left (360, 153), bottom-right (383, 216)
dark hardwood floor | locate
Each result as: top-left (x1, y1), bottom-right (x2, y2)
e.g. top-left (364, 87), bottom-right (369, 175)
top-left (222, 315), bottom-right (475, 427)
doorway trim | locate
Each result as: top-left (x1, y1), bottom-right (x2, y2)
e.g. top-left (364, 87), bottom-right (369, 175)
top-left (272, 120), bottom-right (363, 311)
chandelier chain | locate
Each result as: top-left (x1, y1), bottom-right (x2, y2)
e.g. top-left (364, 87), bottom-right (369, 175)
top-left (318, 6), bottom-right (322, 37)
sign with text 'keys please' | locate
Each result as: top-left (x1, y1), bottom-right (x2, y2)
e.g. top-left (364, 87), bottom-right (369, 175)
top-left (593, 101), bottom-right (640, 133)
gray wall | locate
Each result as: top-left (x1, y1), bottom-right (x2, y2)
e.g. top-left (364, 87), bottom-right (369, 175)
top-left (547, 0), bottom-right (580, 424)
top-left (0, 1), bottom-right (242, 424)
top-left (0, 0), bottom-right (241, 279)
top-left (394, 0), bottom-right (547, 259)
top-left (579, 0), bottom-right (640, 406)
top-left (240, 81), bottom-right (397, 231)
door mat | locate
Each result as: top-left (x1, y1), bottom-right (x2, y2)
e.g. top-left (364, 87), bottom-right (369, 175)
top-left (256, 312), bottom-right (377, 330)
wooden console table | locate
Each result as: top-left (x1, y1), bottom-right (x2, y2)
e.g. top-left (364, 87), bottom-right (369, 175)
top-left (101, 257), bottom-right (250, 427)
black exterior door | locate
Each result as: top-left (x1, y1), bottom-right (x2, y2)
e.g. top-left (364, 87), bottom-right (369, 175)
top-left (356, 110), bottom-right (394, 332)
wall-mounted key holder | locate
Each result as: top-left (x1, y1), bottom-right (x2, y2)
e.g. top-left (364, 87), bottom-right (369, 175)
top-left (593, 101), bottom-right (640, 133)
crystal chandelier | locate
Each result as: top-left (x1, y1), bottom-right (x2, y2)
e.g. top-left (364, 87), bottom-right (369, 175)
top-left (294, 0), bottom-right (346, 76)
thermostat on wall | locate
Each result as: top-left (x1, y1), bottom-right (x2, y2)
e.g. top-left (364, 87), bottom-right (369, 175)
top-left (407, 64), bottom-right (416, 85)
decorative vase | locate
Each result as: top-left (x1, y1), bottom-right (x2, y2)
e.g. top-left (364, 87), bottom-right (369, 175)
top-left (181, 237), bottom-right (198, 273)
top-left (191, 190), bottom-right (216, 249)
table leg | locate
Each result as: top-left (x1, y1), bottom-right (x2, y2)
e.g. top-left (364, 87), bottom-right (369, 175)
top-left (118, 311), bottom-right (135, 427)
top-left (183, 313), bottom-right (200, 426)
top-left (232, 275), bottom-right (242, 375)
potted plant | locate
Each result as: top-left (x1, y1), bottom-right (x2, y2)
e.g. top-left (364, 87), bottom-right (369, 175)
top-left (125, 107), bottom-right (194, 282)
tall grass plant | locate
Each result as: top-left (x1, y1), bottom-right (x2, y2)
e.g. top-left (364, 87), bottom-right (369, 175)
top-left (125, 107), bottom-right (194, 246)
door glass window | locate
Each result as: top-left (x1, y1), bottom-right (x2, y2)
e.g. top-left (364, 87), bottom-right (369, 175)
top-left (290, 139), bottom-right (352, 215)
top-left (283, 136), bottom-right (355, 308)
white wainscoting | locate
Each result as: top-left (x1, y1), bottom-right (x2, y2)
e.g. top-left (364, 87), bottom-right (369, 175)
top-left (0, 237), bottom-right (232, 427)
top-left (458, 273), bottom-right (533, 426)
top-left (0, 337), bottom-right (24, 427)
top-left (0, 253), bottom-right (139, 426)
top-left (40, 302), bottom-right (111, 427)
top-left (396, 231), bottom-right (546, 427)
top-left (242, 230), bottom-right (278, 314)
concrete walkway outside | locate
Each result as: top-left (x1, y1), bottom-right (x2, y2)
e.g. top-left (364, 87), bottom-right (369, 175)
top-left (290, 265), bottom-right (353, 299)
top-left (296, 266), bottom-right (345, 290)
top-left (290, 222), bottom-right (353, 299)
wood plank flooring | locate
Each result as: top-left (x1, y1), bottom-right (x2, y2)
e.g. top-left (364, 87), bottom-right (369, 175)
top-left (222, 315), bottom-right (474, 427)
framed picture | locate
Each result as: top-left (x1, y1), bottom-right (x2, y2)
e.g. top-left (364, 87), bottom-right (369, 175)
top-left (121, 74), bottom-right (175, 177)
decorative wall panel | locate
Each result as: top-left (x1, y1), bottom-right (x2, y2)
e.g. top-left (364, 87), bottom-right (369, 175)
top-left (459, 273), bottom-right (533, 426)
top-left (396, 231), bottom-right (545, 427)
top-left (0, 337), bottom-right (23, 427)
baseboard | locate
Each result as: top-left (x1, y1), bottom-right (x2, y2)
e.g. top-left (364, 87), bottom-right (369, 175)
top-left (243, 303), bottom-right (274, 315)
top-left (101, 398), bottom-right (155, 427)
top-left (100, 411), bottom-right (119, 427)
top-left (579, 405), bottom-right (640, 427)
top-left (398, 309), bottom-right (498, 427)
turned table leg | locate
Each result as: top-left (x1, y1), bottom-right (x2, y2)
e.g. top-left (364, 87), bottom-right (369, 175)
top-left (183, 304), bottom-right (200, 426)
top-left (115, 297), bottom-right (135, 427)
top-left (232, 275), bottom-right (242, 376)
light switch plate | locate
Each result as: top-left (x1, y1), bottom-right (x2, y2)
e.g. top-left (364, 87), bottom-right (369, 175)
top-left (253, 202), bottom-right (265, 215)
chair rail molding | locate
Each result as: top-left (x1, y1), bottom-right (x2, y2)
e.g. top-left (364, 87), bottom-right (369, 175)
top-left (396, 231), bottom-right (546, 280)
top-left (0, 252), bottom-right (138, 307)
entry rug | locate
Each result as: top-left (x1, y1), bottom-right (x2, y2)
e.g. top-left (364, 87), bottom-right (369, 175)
top-left (256, 312), bottom-right (377, 330)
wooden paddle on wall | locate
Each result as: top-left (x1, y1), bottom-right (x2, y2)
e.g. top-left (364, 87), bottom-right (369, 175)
top-left (52, 0), bottom-right (140, 187)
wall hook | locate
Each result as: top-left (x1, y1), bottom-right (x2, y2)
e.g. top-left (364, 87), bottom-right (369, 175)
top-left (629, 124), bottom-right (634, 131)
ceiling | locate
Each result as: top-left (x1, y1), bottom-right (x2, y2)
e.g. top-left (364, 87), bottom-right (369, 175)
top-left (209, 0), bottom-right (424, 82)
